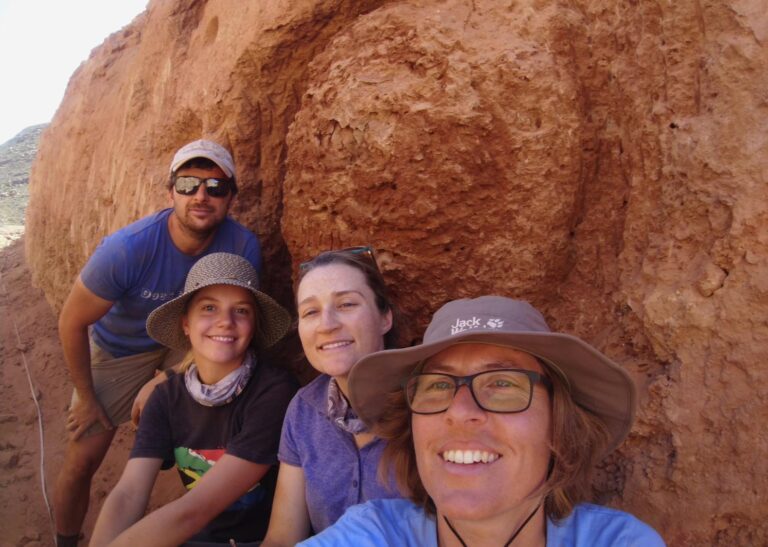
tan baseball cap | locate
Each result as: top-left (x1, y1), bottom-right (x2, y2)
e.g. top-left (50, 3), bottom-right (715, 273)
top-left (348, 296), bottom-right (637, 455)
top-left (170, 139), bottom-right (236, 178)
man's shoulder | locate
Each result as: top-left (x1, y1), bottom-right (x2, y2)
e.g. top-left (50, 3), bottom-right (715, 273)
top-left (222, 214), bottom-right (250, 230)
top-left (217, 215), bottom-right (259, 240)
top-left (206, 216), bottom-right (261, 262)
top-left (105, 209), bottom-right (171, 245)
top-left (80, 209), bottom-right (172, 293)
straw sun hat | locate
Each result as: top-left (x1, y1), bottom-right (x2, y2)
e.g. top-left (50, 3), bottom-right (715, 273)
top-left (348, 296), bottom-right (637, 455)
top-left (147, 253), bottom-right (290, 350)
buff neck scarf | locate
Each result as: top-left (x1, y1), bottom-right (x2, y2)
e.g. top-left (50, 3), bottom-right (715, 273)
top-left (327, 377), bottom-right (368, 435)
top-left (184, 352), bottom-right (255, 407)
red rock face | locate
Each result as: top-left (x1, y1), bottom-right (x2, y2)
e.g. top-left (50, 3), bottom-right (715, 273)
top-left (24, 0), bottom-right (768, 544)
top-left (283, 2), bottom-right (585, 326)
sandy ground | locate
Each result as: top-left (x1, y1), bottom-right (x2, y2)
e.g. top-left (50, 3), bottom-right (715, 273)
top-left (0, 238), bottom-right (184, 547)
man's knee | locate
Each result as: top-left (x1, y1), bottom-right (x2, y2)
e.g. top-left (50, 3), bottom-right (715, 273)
top-left (60, 432), bottom-right (115, 480)
top-left (60, 453), bottom-right (100, 481)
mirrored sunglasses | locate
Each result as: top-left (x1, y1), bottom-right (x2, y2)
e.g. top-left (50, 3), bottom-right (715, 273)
top-left (174, 175), bottom-right (233, 197)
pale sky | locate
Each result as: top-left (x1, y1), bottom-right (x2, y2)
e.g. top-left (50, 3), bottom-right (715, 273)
top-left (0, 0), bottom-right (148, 144)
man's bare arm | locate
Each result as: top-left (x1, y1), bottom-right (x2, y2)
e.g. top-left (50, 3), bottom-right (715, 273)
top-left (58, 276), bottom-right (115, 440)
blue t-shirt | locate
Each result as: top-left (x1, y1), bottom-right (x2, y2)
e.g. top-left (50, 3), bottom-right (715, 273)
top-left (81, 208), bottom-right (261, 357)
top-left (278, 375), bottom-right (402, 533)
top-left (298, 499), bottom-right (666, 547)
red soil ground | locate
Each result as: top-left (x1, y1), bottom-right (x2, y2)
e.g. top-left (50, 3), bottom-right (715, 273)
top-left (0, 238), bottom-right (183, 547)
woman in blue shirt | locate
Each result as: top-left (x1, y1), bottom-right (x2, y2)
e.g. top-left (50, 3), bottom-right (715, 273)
top-left (302, 296), bottom-right (665, 547)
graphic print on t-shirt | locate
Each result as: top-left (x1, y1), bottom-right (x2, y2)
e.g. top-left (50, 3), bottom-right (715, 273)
top-left (175, 447), bottom-right (222, 488)
top-left (174, 447), bottom-right (266, 510)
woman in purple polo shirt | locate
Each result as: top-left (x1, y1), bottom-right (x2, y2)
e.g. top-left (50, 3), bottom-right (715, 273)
top-left (262, 247), bottom-right (403, 546)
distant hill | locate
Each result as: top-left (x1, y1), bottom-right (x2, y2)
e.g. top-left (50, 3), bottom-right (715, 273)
top-left (0, 124), bottom-right (47, 227)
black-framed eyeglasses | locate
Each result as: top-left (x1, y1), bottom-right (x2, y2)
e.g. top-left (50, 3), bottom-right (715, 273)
top-left (174, 175), bottom-right (233, 197)
top-left (404, 369), bottom-right (552, 414)
top-left (298, 245), bottom-right (378, 273)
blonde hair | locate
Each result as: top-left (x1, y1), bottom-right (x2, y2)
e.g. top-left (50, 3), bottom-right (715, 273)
top-left (178, 350), bottom-right (195, 373)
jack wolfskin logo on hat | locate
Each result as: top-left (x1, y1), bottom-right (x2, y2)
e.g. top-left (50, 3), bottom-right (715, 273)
top-left (348, 295), bottom-right (637, 457)
top-left (450, 316), bottom-right (505, 335)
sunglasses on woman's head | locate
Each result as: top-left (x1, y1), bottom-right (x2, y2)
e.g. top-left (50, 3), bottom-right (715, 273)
top-left (299, 245), bottom-right (379, 273)
top-left (174, 175), bottom-right (233, 197)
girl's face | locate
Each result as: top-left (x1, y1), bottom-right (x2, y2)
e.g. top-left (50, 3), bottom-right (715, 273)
top-left (182, 284), bottom-right (256, 374)
top-left (297, 263), bottom-right (392, 388)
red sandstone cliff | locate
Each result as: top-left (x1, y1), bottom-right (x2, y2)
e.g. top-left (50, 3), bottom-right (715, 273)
top-left (22, 0), bottom-right (768, 544)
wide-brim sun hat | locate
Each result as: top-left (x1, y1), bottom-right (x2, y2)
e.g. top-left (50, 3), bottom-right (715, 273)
top-left (348, 295), bottom-right (637, 455)
top-left (147, 253), bottom-right (290, 350)
top-left (170, 139), bottom-right (236, 178)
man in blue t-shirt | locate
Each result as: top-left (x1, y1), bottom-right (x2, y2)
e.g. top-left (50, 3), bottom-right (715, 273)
top-left (53, 139), bottom-right (263, 547)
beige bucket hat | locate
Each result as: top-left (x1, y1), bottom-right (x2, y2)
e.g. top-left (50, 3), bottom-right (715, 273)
top-left (147, 253), bottom-right (290, 350)
top-left (348, 296), bottom-right (637, 454)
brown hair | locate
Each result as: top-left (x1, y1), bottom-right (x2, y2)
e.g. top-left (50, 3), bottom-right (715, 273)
top-left (376, 359), bottom-right (610, 521)
top-left (296, 249), bottom-right (401, 349)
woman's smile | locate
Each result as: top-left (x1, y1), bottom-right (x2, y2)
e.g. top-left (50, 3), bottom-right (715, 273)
top-left (297, 263), bottom-right (392, 386)
top-left (441, 449), bottom-right (501, 465)
top-left (317, 339), bottom-right (354, 351)
top-left (208, 334), bottom-right (236, 342)
top-left (412, 343), bottom-right (552, 522)
top-left (182, 284), bottom-right (256, 382)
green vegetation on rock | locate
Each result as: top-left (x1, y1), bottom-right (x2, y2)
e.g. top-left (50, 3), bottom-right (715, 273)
top-left (0, 124), bottom-right (47, 227)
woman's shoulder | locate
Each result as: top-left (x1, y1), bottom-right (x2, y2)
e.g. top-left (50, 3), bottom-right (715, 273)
top-left (548, 503), bottom-right (666, 546)
top-left (236, 360), bottom-right (299, 410)
top-left (280, 374), bottom-right (330, 427)
top-left (254, 358), bottom-right (301, 389)
top-left (151, 372), bottom-right (187, 403)
top-left (353, 498), bottom-right (428, 521)
top-left (293, 374), bottom-right (331, 406)
top-left (299, 373), bottom-right (331, 392)
top-left (299, 499), bottom-right (435, 547)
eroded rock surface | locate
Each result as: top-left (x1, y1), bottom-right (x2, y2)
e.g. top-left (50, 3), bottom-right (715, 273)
top-left (24, 0), bottom-right (768, 544)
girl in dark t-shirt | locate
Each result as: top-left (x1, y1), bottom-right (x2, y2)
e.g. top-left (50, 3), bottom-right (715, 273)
top-left (90, 253), bottom-right (297, 546)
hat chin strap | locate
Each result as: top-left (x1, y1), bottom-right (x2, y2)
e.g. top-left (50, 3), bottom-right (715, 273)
top-left (441, 502), bottom-right (543, 547)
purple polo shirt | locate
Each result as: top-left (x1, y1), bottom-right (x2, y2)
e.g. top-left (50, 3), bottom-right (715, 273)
top-left (278, 374), bottom-right (402, 533)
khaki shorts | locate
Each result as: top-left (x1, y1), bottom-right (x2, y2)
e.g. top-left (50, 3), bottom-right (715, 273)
top-left (70, 338), bottom-right (185, 437)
